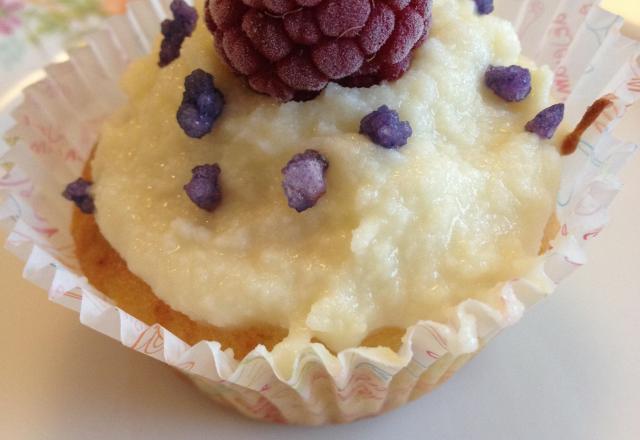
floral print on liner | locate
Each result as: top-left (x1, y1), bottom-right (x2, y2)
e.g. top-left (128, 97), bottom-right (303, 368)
top-left (0, 0), bottom-right (23, 35)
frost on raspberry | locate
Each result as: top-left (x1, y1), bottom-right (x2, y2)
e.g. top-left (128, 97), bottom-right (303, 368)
top-left (283, 10), bottom-right (322, 46)
top-left (312, 39), bottom-right (364, 79)
top-left (242, 10), bottom-right (293, 62)
top-left (205, 0), bottom-right (433, 101)
top-left (316, 0), bottom-right (371, 38)
top-left (264, 0), bottom-right (297, 14)
top-left (277, 52), bottom-right (328, 91)
top-left (358, 3), bottom-right (395, 55)
top-left (377, 8), bottom-right (424, 65)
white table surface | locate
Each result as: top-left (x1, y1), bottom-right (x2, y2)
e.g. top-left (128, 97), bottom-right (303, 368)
top-left (2, 32), bottom-right (640, 440)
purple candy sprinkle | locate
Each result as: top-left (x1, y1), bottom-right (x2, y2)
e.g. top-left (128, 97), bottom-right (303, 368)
top-left (282, 150), bottom-right (329, 212)
top-left (525, 103), bottom-right (565, 139)
top-left (158, 0), bottom-right (198, 67)
top-left (359, 105), bottom-right (412, 149)
top-left (177, 69), bottom-right (225, 138)
top-left (184, 164), bottom-right (222, 211)
top-left (485, 65), bottom-right (532, 102)
top-left (171, 0), bottom-right (198, 26)
top-left (474, 0), bottom-right (494, 14)
top-left (62, 178), bottom-right (95, 214)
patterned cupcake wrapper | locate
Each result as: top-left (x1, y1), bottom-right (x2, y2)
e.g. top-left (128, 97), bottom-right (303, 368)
top-left (1, 0), bottom-right (639, 425)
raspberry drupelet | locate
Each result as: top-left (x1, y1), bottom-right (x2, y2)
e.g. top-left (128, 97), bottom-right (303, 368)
top-left (204, 0), bottom-right (433, 101)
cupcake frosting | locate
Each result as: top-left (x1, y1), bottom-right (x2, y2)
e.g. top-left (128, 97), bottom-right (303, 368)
top-left (92, 0), bottom-right (561, 352)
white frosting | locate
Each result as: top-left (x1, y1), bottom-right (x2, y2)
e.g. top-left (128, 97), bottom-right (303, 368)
top-left (92, 0), bottom-right (561, 352)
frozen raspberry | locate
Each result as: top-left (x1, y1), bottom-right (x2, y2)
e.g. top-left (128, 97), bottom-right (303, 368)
top-left (222, 27), bottom-right (266, 75)
top-left (264, 0), bottom-right (297, 14)
top-left (380, 55), bottom-right (411, 80)
top-left (184, 164), bottom-right (223, 211)
top-left (242, 0), bottom-right (264, 7)
top-left (525, 104), bottom-right (564, 139)
top-left (296, 0), bottom-right (323, 6)
top-left (205, 0), bottom-right (433, 101)
top-left (177, 69), bottom-right (225, 138)
top-left (209, 0), bottom-right (246, 30)
top-left (204, 0), bottom-right (217, 33)
top-left (158, 0), bottom-right (198, 67)
top-left (63, 178), bottom-right (95, 214)
top-left (485, 65), bottom-right (532, 102)
top-left (312, 39), bottom-right (364, 79)
top-left (387, 0), bottom-right (411, 10)
top-left (277, 52), bottom-right (328, 91)
top-left (316, 0), bottom-right (371, 38)
top-left (294, 90), bottom-right (322, 101)
top-left (358, 3), bottom-right (396, 55)
top-left (242, 10), bottom-right (293, 62)
top-left (283, 10), bottom-right (322, 45)
top-left (359, 105), bottom-right (412, 148)
top-left (249, 71), bottom-right (295, 101)
top-left (282, 149), bottom-right (329, 212)
top-left (377, 8), bottom-right (424, 65)
top-left (474, 0), bottom-right (493, 15)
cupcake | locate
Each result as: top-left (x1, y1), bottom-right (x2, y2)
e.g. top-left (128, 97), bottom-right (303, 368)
top-left (4, 0), bottom-right (639, 426)
top-left (75, 0), bottom-right (560, 356)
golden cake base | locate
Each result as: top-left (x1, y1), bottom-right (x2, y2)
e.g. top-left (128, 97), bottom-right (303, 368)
top-left (72, 163), bottom-right (558, 360)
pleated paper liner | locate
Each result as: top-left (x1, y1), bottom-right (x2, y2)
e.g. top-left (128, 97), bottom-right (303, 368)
top-left (1, 0), bottom-right (639, 425)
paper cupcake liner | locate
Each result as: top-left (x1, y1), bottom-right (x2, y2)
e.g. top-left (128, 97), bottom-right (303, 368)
top-left (1, 0), bottom-right (639, 425)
